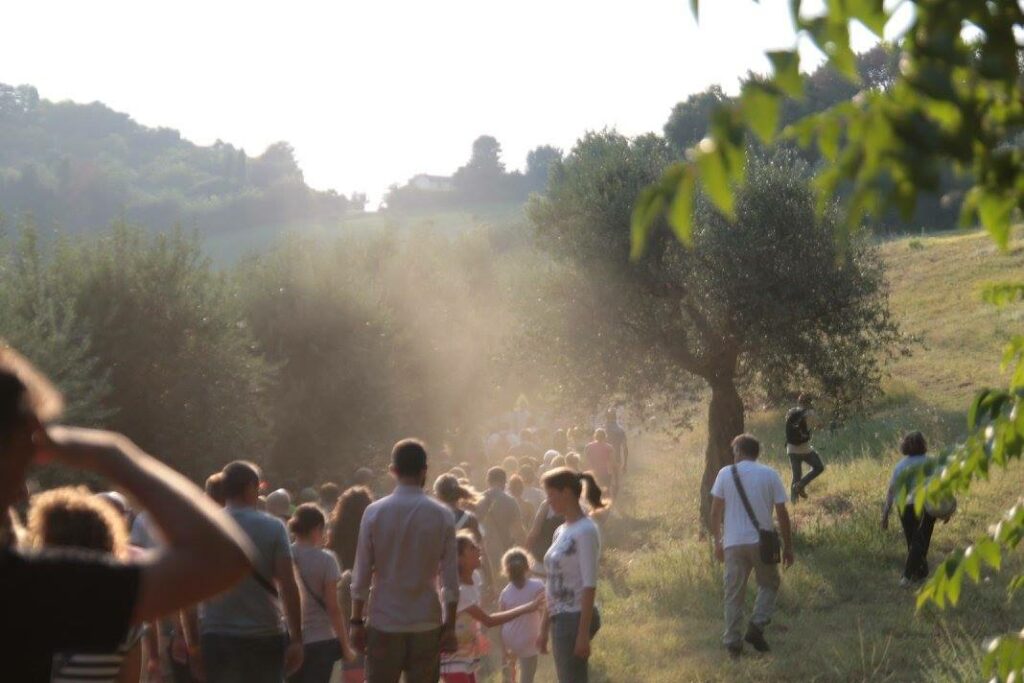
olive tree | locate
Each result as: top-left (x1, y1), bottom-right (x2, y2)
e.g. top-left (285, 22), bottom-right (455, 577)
top-left (530, 132), bottom-right (903, 524)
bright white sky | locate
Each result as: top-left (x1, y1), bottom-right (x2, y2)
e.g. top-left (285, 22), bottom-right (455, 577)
top-left (2, 0), bottom-right (904, 204)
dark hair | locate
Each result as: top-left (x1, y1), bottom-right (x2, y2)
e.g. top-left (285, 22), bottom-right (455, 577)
top-left (221, 461), bottom-right (261, 499)
top-left (797, 393), bottom-right (813, 406)
top-left (319, 482), bottom-right (340, 507)
top-left (289, 503), bottom-right (326, 537)
top-left (487, 466), bottom-right (507, 487)
top-left (392, 439), bottom-right (428, 477)
top-left (508, 474), bottom-right (524, 497)
top-left (542, 466), bottom-right (605, 510)
top-left (205, 472), bottom-right (226, 506)
top-left (0, 347), bottom-right (63, 439)
top-left (519, 463), bottom-right (536, 485)
top-left (327, 486), bottom-right (374, 571)
top-left (900, 431), bottom-right (928, 456)
top-left (456, 530), bottom-right (479, 555)
top-left (731, 434), bottom-right (761, 460)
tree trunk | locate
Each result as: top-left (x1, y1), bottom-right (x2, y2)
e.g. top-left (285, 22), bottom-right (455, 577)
top-left (699, 376), bottom-right (745, 530)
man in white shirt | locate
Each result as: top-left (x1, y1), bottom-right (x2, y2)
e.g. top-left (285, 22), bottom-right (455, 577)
top-left (710, 434), bottom-right (794, 658)
top-left (350, 439), bottom-right (459, 682)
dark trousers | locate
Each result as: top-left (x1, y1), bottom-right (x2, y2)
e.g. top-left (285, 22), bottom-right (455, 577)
top-left (289, 639), bottom-right (341, 683)
top-left (201, 633), bottom-right (287, 683)
top-left (365, 627), bottom-right (441, 683)
top-left (789, 451), bottom-right (825, 491)
top-left (899, 505), bottom-right (936, 580)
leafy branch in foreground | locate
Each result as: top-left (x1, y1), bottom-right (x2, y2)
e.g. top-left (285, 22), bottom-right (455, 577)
top-left (632, 0), bottom-right (1024, 256)
top-left (641, 2), bottom-right (1024, 679)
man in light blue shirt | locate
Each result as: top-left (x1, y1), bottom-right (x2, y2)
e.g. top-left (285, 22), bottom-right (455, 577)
top-left (351, 439), bottom-right (459, 683)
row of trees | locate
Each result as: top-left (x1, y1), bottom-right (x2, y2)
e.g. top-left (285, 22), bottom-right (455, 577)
top-left (0, 84), bottom-right (360, 235)
top-left (0, 216), bottom-right (539, 486)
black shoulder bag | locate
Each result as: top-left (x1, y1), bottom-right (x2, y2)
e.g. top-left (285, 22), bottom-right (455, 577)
top-left (730, 465), bottom-right (782, 565)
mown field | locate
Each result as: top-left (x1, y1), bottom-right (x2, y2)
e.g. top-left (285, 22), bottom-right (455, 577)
top-left (529, 229), bottom-right (1024, 682)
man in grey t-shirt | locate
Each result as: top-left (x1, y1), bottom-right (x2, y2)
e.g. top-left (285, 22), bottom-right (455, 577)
top-left (191, 462), bottom-right (305, 682)
top-left (476, 466), bottom-right (523, 575)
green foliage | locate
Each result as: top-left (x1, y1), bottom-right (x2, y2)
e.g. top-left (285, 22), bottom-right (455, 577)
top-left (0, 84), bottom-right (353, 235)
top-left (53, 223), bottom-right (274, 479)
top-left (529, 134), bottom-right (903, 434)
top-left (0, 221), bottom-right (112, 427)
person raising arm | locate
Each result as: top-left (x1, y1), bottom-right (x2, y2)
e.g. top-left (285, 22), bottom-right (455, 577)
top-left (0, 347), bottom-right (254, 680)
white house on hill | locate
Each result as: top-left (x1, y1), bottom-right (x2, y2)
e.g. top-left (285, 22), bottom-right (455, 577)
top-left (409, 174), bottom-right (453, 192)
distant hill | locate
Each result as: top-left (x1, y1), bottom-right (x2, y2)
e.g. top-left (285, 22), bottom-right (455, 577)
top-left (0, 83), bottom-right (361, 235)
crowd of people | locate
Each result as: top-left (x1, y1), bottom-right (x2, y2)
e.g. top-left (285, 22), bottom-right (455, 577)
top-left (1, 345), bottom-right (954, 682)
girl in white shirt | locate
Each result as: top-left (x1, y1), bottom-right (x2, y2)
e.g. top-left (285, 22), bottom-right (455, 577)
top-left (499, 548), bottom-right (545, 683)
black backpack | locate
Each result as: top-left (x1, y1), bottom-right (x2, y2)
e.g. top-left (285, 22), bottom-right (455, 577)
top-left (785, 407), bottom-right (811, 445)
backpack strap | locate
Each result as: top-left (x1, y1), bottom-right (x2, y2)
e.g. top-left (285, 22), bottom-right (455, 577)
top-left (252, 570), bottom-right (279, 599)
top-left (297, 567), bottom-right (327, 613)
top-left (730, 465), bottom-right (762, 533)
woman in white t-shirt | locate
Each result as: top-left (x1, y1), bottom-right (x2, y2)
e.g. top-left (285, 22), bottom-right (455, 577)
top-left (537, 467), bottom-right (604, 683)
top-left (499, 548), bottom-right (545, 683)
top-left (441, 533), bottom-right (544, 683)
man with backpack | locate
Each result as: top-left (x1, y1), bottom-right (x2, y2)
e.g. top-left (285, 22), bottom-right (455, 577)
top-left (785, 393), bottom-right (825, 503)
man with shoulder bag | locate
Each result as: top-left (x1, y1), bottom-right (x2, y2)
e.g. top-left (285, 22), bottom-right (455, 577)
top-left (710, 434), bottom-right (794, 658)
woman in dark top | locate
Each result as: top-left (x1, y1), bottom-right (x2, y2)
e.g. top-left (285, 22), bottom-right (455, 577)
top-left (325, 486), bottom-right (374, 683)
top-left (526, 500), bottom-right (564, 574)
top-left (327, 486), bottom-right (374, 572)
top-left (881, 431), bottom-right (941, 586)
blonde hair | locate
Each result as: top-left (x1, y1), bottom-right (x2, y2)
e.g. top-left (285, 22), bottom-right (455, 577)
top-left (501, 546), bottom-right (534, 578)
top-left (28, 486), bottom-right (129, 558)
top-left (434, 473), bottom-right (480, 505)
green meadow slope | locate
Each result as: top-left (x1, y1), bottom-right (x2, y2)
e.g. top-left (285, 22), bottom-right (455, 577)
top-left (562, 230), bottom-right (1024, 682)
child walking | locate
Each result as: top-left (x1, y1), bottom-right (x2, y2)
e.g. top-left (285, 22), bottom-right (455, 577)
top-left (442, 533), bottom-right (544, 683)
top-left (499, 548), bottom-right (546, 683)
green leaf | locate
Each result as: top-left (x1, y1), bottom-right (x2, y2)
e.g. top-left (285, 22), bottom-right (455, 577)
top-left (629, 187), bottom-right (665, 261)
top-left (697, 144), bottom-right (735, 218)
top-left (767, 50), bottom-right (804, 98)
top-left (983, 283), bottom-right (1024, 307)
top-left (668, 166), bottom-right (697, 247)
top-left (977, 191), bottom-right (1015, 250)
top-left (741, 82), bottom-right (781, 144)
top-left (689, 0), bottom-right (699, 20)
top-left (975, 538), bottom-right (1002, 571)
top-left (818, 114), bottom-right (842, 162)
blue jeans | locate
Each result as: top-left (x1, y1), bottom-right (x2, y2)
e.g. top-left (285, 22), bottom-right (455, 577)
top-left (289, 639), bottom-right (341, 683)
top-left (550, 609), bottom-right (601, 683)
top-left (201, 633), bottom-right (287, 683)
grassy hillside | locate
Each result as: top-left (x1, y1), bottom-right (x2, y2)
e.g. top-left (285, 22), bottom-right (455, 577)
top-left (538, 230), bottom-right (1024, 682)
